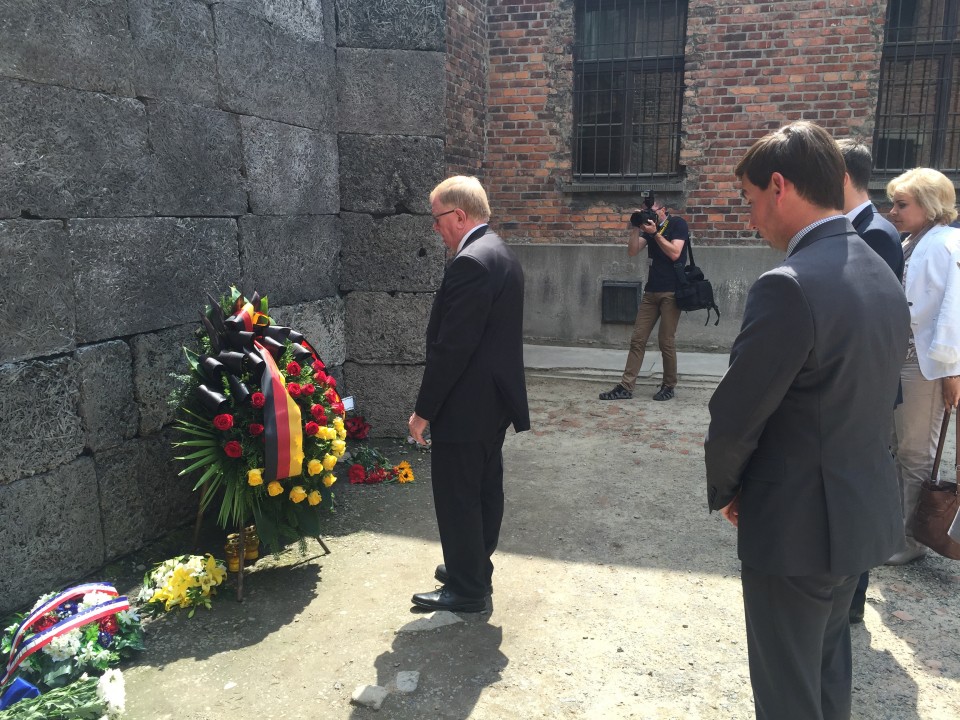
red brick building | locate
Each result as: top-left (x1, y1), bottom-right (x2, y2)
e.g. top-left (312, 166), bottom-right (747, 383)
top-left (446, 0), bottom-right (960, 246)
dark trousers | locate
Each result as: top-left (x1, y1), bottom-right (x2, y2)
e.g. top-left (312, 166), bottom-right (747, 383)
top-left (430, 430), bottom-right (506, 599)
top-left (741, 565), bottom-right (859, 720)
top-left (850, 571), bottom-right (868, 614)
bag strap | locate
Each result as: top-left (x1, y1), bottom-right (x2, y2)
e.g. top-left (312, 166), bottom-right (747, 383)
top-left (684, 233), bottom-right (696, 268)
top-left (931, 407), bottom-right (951, 483)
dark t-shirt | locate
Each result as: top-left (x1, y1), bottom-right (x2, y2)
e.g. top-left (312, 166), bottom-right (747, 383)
top-left (644, 214), bottom-right (689, 292)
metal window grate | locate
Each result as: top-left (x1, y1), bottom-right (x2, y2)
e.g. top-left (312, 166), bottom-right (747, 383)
top-left (874, 0), bottom-right (960, 175)
top-left (601, 281), bottom-right (643, 323)
top-left (573, 0), bottom-right (687, 180)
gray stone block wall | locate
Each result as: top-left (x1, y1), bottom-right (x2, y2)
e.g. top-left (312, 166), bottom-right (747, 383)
top-left (0, 0), bottom-right (447, 614)
top-left (340, 213), bottom-right (445, 291)
top-left (0, 458), bottom-right (106, 614)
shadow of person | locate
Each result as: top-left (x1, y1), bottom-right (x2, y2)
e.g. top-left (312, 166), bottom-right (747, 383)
top-left (850, 622), bottom-right (921, 720)
top-left (350, 609), bottom-right (508, 718)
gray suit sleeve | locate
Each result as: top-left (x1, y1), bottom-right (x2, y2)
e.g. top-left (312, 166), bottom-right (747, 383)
top-left (704, 270), bottom-right (815, 510)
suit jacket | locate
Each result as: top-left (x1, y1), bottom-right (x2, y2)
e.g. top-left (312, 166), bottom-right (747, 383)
top-left (705, 218), bottom-right (910, 576)
top-left (415, 226), bottom-right (530, 442)
top-left (851, 203), bottom-right (904, 281)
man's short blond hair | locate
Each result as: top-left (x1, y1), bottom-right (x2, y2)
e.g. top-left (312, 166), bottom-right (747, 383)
top-left (430, 176), bottom-right (491, 222)
top-left (886, 167), bottom-right (958, 225)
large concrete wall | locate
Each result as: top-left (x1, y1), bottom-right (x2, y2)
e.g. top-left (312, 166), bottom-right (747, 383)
top-left (0, 0), bottom-right (445, 615)
top-left (516, 244), bottom-right (784, 351)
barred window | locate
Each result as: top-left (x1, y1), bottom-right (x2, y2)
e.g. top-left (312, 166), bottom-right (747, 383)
top-left (573, 0), bottom-right (687, 179)
top-left (874, 0), bottom-right (960, 174)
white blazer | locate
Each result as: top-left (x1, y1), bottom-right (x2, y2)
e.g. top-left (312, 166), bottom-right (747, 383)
top-left (904, 223), bottom-right (960, 379)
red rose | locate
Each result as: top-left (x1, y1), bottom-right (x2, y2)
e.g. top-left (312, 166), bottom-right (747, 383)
top-left (312, 359), bottom-right (326, 374)
top-left (345, 416), bottom-right (370, 440)
top-left (287, 382), bottom-right (302, 397)
top-left (324, 388), bottom-right (339, 403)
top-left (331, 401), bottom-right (345, 416)
top-left (326, 375), bottom-right (337, 389)
top-left (251, 392), bottom-right (266, 408)
top-left (348, 464), bottom-right (367, 484)
top-left (224, 441), bottom-right (243, 458)
top-left (213, 413), bottom-right (234, 431)
top-left (99, 615), bottom-right (119, 634)
top-left (367, 467), bottom-right (387, 484)
top-left (286, 361), bottom-right (302, 376)
top-left (248, 423), bottom-right (264, 437)
top-left (304, 421), bottom-right (320, 436)
top-left (310, 404), bottom-right (328, 422)
top-left (302, 383), bottom-right (316, 395)
top-left (33, 614), bottom-right (58, 633)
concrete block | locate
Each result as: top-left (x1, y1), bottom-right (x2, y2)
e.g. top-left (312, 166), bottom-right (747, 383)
top-left (345, 292), bottom-right (432, 363)
top-left (138, 429), bottom-right (197, 541)
top-left (0, 357), bottom-right (84, 485)
top-left (239, 215), bottom-right (340, 306)
top-left (148, 101), bottom-right (247, 216)
top-left (0, 79), bottom-right (155, 218)
top-left (395, 670), bottom-right (420, 693)
top-left (270, 297), bottom-right (346, 368)
top-left (240, 117), bottom-right (338, 215)
top-left (0, 220), bottom-right (75, 363)
top-left (214, 5), bottom-right (335, 130)
top-left (335, 0), bottom-right (444, 50)
top-left (220, 0), bottom-right (328, 43)
top-left (342, 362), bottom-right (423, 438)
top-left (0, 458), bottom-right (104, 615)
top-left (93, 442), bottom-right (147, 560)
top-left (130, 324), bottom-right (197, 435)
top-left (339, 135), bottom-right (443, 215)
top-left (77, 341), bottom-right (138, 452)
top-left (351, 684), bottom-right (388, 710)
top-left (0, 0), bottom-right (136, 95)
top-left (129, 0), bottom-right (219, 105)
top-left (338, 49), bottom-right (445, 136)
top-left (69, 217), bottom-right (240, 343)
top-left (340, 213), bottom-right (444, 292)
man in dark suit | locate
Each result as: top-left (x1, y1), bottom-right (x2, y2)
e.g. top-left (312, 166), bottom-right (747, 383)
top-left (705, 122), bottom-right (910, 720)
top-left (408, 176), bottom-right (530, 613)
top-left (838, 138), bottom-right (906, 624)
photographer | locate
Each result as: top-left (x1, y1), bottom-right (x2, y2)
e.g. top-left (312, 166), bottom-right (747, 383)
top-left (599, 196), bottom-right (689, 401)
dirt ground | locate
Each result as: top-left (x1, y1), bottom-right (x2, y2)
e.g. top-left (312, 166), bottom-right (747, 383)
top-left (117, 375), bottom-right (960, 719)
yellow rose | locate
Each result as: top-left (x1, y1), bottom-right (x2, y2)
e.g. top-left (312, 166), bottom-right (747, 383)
top-left (322, 472), bottom-right (336, 488)
top-left (307, 458), bottom-right (324, 476)
top-left (289, 485), bottom-right (307, 503)
top-left (247, 468), bottom-right (263, 486)
top-left (267, 481), bottom-right (284, 497)
top-left (333, 417), bottom-right (344, 430)
top-left (322, 453), bottom-right (337, 471)
top-left (331, 439), bottom-right (346, 457)
top-left (337, 427), bottom-right (347, 440)
top-left (324, 426), bottom-right (337, 441)
top-left (307, 490), bottom-right (322, 505)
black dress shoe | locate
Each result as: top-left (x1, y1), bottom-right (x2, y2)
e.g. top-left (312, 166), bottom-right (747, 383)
top-left (435, 564), bottom-right (493, 595)
top-left (849, 606), bottom-right (865, 624)
top-left (411, 587), bottom-right (486, 613)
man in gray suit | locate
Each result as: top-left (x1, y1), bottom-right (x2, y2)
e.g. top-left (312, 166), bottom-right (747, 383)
top-left (705, 122), bottom-right (909, 720)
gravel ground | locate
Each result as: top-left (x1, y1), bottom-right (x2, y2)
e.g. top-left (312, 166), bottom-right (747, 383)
top-left (117, 375), bottom-right (960, 719)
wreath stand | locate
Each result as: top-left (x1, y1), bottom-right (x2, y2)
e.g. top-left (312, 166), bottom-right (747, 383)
top-left (192, 491), bottom-right (331, 602)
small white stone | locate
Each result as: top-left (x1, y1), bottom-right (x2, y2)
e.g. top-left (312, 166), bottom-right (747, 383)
top-left (223, 681), bottom-right (237, 690)
top-left (351, 685), bottom-right (388, 710)
top-left (395, 671), bottom-right (420, 693)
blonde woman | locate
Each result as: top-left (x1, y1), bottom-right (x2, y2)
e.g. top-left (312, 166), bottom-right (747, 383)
top-left (885, 167), bottom-right (960, 564)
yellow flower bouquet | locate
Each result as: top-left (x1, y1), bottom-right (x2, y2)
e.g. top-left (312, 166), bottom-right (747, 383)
top-left (138, 555), bottom-right (227, 617)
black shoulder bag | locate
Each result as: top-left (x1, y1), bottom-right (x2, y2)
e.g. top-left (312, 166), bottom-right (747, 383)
top-left (673, 236), bottom-right (720, 326)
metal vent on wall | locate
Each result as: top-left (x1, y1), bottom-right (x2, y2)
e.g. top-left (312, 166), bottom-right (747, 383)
top-left (601, 281), bottom-right (642, 324)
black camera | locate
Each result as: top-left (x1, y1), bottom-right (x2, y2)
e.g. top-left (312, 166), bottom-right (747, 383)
top-left (630, 192), bottom-right (658, 229)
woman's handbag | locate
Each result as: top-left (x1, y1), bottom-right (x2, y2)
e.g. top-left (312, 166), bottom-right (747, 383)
top-left (913, 407), bottom-right (960, 559)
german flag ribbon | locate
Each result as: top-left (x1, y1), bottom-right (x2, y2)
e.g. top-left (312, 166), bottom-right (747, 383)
top-left (256, 340), bottom-right (304, 481)
top-left (1, 584), bottom-right (128, 689)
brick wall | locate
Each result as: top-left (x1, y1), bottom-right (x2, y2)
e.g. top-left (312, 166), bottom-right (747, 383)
top-left (483, 0), bottom-right (889, 244)
top-left (445, 0), bottom-right (488, 178)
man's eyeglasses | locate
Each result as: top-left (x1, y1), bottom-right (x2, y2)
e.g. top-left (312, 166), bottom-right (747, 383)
top-left (432, 209), bottom-right (457, 223)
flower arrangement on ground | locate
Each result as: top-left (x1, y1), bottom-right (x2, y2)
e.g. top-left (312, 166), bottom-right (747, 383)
top-left (0, 668), bottom-right (125, 719)
top-left (0, 585), bottom-right (142, 693)
top-left (138, 555), bottom-right (227, 617)
top-left (172, 287), bottom-right (346, 553)
top-left (347, 444), bottom-right (415, 485)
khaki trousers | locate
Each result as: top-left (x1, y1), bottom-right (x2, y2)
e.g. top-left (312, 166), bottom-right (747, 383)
top-left (620, 291), bottom-right (680, 392)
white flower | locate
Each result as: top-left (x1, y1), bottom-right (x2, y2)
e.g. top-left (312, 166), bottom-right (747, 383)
top-left (96, 668), bottom-right (126, 716)
top-left (29, 592), bottom-right (56, 612)
top-left (43, 629), bottom-right (82, 661)
top-left (116, 608), bottom-right (140, 624)
top-left (80, 591), bottom-right (113, 610)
